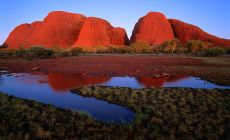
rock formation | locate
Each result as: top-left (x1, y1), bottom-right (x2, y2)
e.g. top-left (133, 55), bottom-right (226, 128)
top-left (130, 12), bottom-right (174, 45)
top-left (4, 11), bottom-right (128, 49)
top-left (5, 11), bottom-right (86, 49)
top-left (74, 17), bottom-right (129, 47)
top-left (4, 11), bottom-right (230, 49)
top-left (169, 19), bottom-right (230, 48)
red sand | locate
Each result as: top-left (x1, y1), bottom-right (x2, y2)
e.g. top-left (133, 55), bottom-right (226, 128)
top-left (0, 55), bottom-right (211, 76)
top-left (1, 55), bottom-right (229, 85)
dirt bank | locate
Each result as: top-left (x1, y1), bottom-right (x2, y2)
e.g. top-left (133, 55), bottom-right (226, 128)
top-left (0, 55), bottom-right (230, 85)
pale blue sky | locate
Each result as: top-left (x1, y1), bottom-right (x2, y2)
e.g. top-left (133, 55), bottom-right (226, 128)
top-left (0, 0), bottom-right (230, 44)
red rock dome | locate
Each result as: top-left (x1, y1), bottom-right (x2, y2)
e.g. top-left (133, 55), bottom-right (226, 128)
top-left (74, 17), bottom-right (129, 47)
top-left (5, 11), bottom-right (229, 49)
top-left (3, 23), bottom-right (33, 48)
top-left (130, 12), bottom-right (174, 45)
top-left (4, 11), bottom-right (128, 49)
top-left (169, 19), bottom-right (230, 48)
top-left (5, 11), bottom-right (86, 48)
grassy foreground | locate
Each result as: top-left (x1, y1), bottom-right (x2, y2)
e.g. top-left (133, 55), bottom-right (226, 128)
top-left (1, 87), bottom-right (230, 139)
top-left (72, 87), bottom-right (230, 140)
top-left (0, 93), bottom-right (129, 140)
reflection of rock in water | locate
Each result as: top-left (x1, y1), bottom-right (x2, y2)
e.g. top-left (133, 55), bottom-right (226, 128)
top-left (48, 72), bottom-right (111, 91)
top-left (167, 75), bottom-right (189, 82)
top-left (137, 75), bottom-right (189, 87)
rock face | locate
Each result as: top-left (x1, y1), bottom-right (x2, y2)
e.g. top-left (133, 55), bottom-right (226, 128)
top-left (74, 17), bottom-right (129, 47)
top-left (2, 23), bottom-right (33, 48)
top-left (130, 12), bottom-right (174, 45)
top-left (169, 19), bottom-right (230, 48)
top-left (5, 11), bottom-right (86, 49)
top-left (4, 11), bottom-right (230, 49)
top-left (4, 11), bottom-right (128, 49)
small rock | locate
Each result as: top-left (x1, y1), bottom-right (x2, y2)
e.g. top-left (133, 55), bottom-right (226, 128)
top-left (31, 67), bottom-right (39, 71)
top-left (153, 74), bottom-right (161, 78)
top-left (162, 73), bottom-right (170, 76)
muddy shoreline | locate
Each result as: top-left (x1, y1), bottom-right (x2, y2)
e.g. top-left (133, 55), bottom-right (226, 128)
top-left (1, 55), bottom-right (230, 85)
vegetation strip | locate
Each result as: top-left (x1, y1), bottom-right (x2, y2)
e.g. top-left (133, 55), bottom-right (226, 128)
top-left (72, 86), bottom-right (230, 139)
top-left (1, 86), bottom-right (230, 139)
top-left (0, 92), bottom-right (130, 140)
top-left (1, 39), bottom-right (229, 60)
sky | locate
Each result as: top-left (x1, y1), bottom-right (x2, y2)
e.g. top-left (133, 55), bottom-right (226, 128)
top-left (0, 0), bottom-right (230, 44)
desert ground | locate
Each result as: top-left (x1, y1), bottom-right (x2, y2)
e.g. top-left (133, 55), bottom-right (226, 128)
top-left (1, 55), bottom-right (230, 85)
top-left (0, 55), bottom-right (230, 139)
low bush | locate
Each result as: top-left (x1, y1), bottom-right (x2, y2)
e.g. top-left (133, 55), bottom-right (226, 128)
top-left (26, 46), bottom-right (54, 60)
top-left (50, 45), bottom-right (62, 53)
top-left (130, 41), bottom-right (152, 54)
top-left (96, 46), bottom-right (131, 54)
top-left (95, 46), bottom-right (109, 54)
top-left (202, 47), bottom-right (226, 57)
top-left (152, 39), bottom-right (185, 54)
top-left (159, 40), bottom-right (177, 53)
top-left (71, 47), bottom-right (84, 56)
top-left (113, 47), bottom-right (131, 54)
top-left (15, 47), bottom-right (26, 57)
top-left (59, 50), bottom-right (71, 57)
top-left (175, 44), bottom-right (188, 54)
top-left (0, 49), bottom-right (16, 58)
top-left (186, 40), bottom-right (211, 53)
top-left (226, 48), bottom-right (230, 54)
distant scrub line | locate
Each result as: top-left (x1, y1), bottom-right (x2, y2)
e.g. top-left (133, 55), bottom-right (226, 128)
top-left (0, 39), bottom-right (229, 59)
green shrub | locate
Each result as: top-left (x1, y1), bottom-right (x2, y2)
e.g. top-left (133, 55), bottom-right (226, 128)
top-left (0, 49), bottom-right (16, 58)
top-left (95, 46), bottom-right (108, 54)
top-left (159, 40), bottom-right (177, 53)
top-left (26, 46), bottom-right (54, 59)
top-left (71, 47), bottom-right (84, 56)
top-left (226, 48), bottom-right (230, 54)
top-left (95, 46), bottom-right (131, 54)
top-left (113, 47), bottom-right (131, 54)
top-left (152, 39), bottom-right (185, 54)
top-left (202, 47), bottom-right (226, 57)
top-left (186, 40), bottom-right (211, 53)
top-left (50, 45), bottom-right (62, 53)
top-left (175, 44), bottom-right (188, 54)
top-left (131, 41), bottom-right (152, 53)
top-left (59, 50), bottom-right (71, 57)
top-left (15, 47), bottom-right (26, 57)
top-left (102, 47), bottom-right (115, 54)
top-left (173, 39), bottom-right (188, 54)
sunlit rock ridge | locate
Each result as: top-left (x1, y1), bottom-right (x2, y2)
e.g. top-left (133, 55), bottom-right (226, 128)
top-left (4, 11), bottom-right (230, 49)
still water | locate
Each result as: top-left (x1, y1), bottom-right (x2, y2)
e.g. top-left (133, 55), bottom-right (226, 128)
top-left (0, 72), bottom-right (229, 122)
